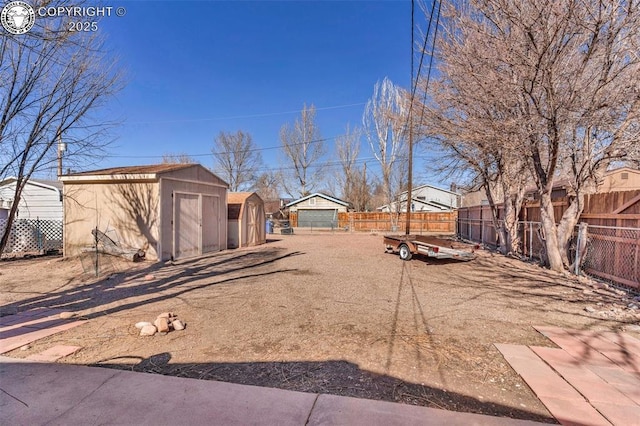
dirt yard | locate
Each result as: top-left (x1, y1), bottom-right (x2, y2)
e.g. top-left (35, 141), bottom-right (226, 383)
top-left (1, 232), bottom-right (639, 423)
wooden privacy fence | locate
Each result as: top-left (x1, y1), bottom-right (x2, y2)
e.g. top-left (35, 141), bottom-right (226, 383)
top-left (289, 211), bottom-right (456, 233)
top-left (457, 190), bottom-right (640, 289)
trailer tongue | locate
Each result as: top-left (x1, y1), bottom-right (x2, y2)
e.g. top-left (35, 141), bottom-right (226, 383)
top-left (383, 234), bottom-right (476, 262)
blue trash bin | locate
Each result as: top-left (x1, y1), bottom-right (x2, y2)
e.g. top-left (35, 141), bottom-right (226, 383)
top-left (266, 220), bottom-right (274, 234)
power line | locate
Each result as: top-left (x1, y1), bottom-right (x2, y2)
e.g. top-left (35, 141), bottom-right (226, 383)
top-left (124, 102), bottom-right (367, 125)
top-left (108, 133), bottom-right (340, 158)
top-left (416, 0), bottom-right (442, 127)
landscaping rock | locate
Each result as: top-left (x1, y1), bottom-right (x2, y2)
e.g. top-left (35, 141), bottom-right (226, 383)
top-left (20, 345), bottom-right (30, 351)
top-left (144, 274), bottom-right (155, 281)
top-left (140, 325), bottom-right (157, 336)
top-left (154, 317), bottom-right (170, 333)
top-left (135, 321), bottom-right (153, 329)
top-left (172, 319), bottom-right (185, 331)
top-left (584, 306), bottom-right (596, 313)
top-left (59, 311), bottom-right (75, 319)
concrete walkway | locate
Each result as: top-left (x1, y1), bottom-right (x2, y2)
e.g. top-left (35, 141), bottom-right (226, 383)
top-left (0, 356), bottom-right (541, 426)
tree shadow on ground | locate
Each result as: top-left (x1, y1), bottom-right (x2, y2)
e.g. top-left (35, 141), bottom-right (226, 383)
top-left (0, 248), bottom-right (302, 323)
top-left (93, 352), bottom-right (557, 424)
top-left (382, 250), bottom-right (640, 379)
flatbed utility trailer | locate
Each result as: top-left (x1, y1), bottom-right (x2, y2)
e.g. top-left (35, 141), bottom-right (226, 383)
top-left (383, 235), bottom-right (476, 262)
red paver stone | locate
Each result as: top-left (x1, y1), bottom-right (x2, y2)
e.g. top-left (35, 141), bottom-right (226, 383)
top-left (0, 310), bottom-right (85, 354)
top-left (0, 308), bottom-right (61, 327)
top-left (530, 346), bottom-right (636, 406)
top-left (612, 382), bottom-right (640, 406)
top-left (0, 317), bottom-right (68, 338)
top-left (601, 332), bottom-right (640, 355)
top-left (495, 344), bottom-right (585, 400)
top-left (580, 336), bottom-right (640, 374)
top-left (535, 326), bottom-right (620, 368)
top-left (26, 345), bottom-right (82, 362)
top-left (591, 402), bottom-right (640, 426)
top-left (0, 328), bottom-right (60, 353)
top-left (542, 397), bottom-right (611, 426)
top-left (496, 344), bottom-right (612, 426)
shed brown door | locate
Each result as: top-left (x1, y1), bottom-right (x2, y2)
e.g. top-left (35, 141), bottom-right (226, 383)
top-left (201, 195), bottom-right (219, 254)
top-left (174, 193), bottom-right (200, 259)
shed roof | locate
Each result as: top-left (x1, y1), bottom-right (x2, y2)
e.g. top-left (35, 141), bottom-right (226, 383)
top-left (59, 163), bottom-right (228, 187)
top-left (227, 192), bottom-right (263, 220)
top-left (65, 164), bottom-right (192, 176)
top-left (228, 192), bottom-right (254, 205)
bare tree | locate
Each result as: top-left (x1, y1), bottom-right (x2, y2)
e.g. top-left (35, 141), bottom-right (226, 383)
top-left (212, 130), bottom-right (263, 192)
top-left (0, 2), bottom-right (122, 254)
top-left (350, 165), bottom-right (373, 212)
top-left (426, 0), bottom-right (640, 271)
top-left (333, 125), bottom-right (372, 211)
top-left (162, 153), bottom-right (195, 164)
top-left (417, 25), bottom-right (531, 256)
top-left (254, 170), bottom-right (281, 202)
top-left (334, 125), bottom-right (358, 200)
top-left (279, 104), bottom-right (325, 197)
top-left (362, 78), bottom-right (408, 225)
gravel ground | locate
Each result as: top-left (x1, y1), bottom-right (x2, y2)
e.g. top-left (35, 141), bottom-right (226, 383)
top-left (1, 231), bottom-right (638, 423)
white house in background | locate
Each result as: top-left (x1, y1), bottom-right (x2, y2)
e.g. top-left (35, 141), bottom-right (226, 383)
top-left (378, 184), bottom-right (460, 213)
top-left (0, 178), bottom-right (63, 221)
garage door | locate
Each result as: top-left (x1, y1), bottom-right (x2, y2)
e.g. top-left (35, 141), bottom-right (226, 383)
top-left (298, 209), bottom-right (337, 228)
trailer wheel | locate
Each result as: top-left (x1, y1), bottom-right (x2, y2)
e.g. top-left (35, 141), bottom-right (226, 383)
top-left (399, 244), bottom-right (412, 261)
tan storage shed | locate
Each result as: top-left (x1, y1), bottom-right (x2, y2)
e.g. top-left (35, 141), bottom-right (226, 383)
top-left (227, 192), bottom-right (266, 249)
top-left (61, 164), bottom-right (228, 261)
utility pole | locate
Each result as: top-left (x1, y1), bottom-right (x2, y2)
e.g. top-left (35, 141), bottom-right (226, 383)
top-left (405, 117), bottom-right (413, 235)
top-left (405, 0), bottom-right (415, 236)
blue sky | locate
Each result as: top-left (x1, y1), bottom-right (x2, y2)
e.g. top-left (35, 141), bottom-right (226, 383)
top-left (91, 0), bottom-right (437, 188)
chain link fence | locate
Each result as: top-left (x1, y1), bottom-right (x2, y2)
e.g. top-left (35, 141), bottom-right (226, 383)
top-left (581, 225), bottom-right (640, 289)
top-left (0, 218), bottom-right (63, 257)
top-left (457, 217), bottom-right (639, 290)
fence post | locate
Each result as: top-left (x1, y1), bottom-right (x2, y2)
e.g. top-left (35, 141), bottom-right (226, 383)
top-left (529, 222), bottom-right (533, 260)
top-left (36, 217), bottom-right (42, 252)
top-left (574, 222), bottom-right (588, 275)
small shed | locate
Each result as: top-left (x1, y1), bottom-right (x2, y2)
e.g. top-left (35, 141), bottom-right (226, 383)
top-left (61, 164), bottom-right (228, 261)
top-left (227, 192), bottom-right (266, 249)
top-left (286, 193), bottom-right (349, 228)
